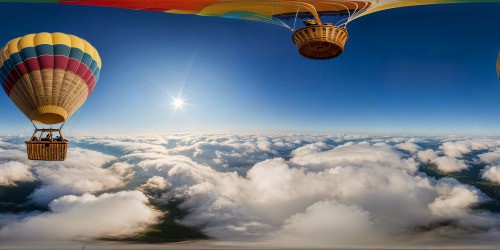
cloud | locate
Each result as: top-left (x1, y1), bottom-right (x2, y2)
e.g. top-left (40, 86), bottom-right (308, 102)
top-left (165, 134), bottom-right (299, 173)
top-left (417, 149), bottom-right (438, 163)
top-left (479, 149), bottom-right (500, 165)
top-left (291, 143), bottom-right (417, 172)
top-left (481, 165), bottom-right (500, 183)
top-left (140, 176), bottom-right (170, 198)
top-left (432, 156), bottom-right (468, 173)
top-left (440, 142), bottom-right (471, 158)
top-left (440, 140), bottom-right (500, 158)
top-left (0, 161), bottom-right (35, 186)
top-left (124, 140), bottom-right (496, 245)
top-left (0, 148), bottom-right (32, 164)
top-left (0, 191), bottom-right (160, 241)
top-left (291, 141), bottom-right (328, 158)
top-left (29, 148), bottom-right (122, 205)
top-left (75, 136), bottom-right (169, 155)
top-left (141, 176), bottom-right (169, 191)
top-left (428, 178), bottom-right (483, 218)
top-left (275, 200), bottom-right (380, 246)
top-left (395, 141), bottom-right (421, 153)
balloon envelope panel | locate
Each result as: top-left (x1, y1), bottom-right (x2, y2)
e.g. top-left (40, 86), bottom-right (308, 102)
top-left (497, 52), bottom-right (500, 80)
top-left (2, 0), bottom-right (498, 27)
top-left (0, 32), bottom-right (101, 124)
top-left (51, 0), bottom-right (500, 26)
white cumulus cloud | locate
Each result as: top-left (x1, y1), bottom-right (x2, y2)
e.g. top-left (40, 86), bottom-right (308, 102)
top-left (440, 140), bottom-right (500, 158)
top-left (395, 141), bottom-right (421, 153)
top-left (29, 148), bottom-right (122, 204)
top-left (481, 165), bottom-right (500, 183)
top-left (0, 191), bottom-right (160, 241)
top-left (479, 149), bottom-right (500, 165)
top-left (0, 161), bottom-right (35, 186)
top-left (417, 149), bottom-right (439, 163)
top-left (275, 200), bottom-right (380, 246)
top-left (432, 156), bottom-right (468, 173)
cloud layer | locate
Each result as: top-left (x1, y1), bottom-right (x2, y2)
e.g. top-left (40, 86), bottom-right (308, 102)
top-left (0, 134), bottom-right (499, 247)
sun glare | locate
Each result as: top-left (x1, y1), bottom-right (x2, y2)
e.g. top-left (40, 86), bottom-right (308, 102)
top-left (171, 96), bottom-right (186, 111)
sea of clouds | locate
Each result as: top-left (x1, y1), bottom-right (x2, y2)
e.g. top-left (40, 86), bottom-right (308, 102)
top-left (0, 133), bottom-right (500, 248)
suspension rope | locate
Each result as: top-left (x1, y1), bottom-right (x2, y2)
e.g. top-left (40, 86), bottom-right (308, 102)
top-left (293, 6), bottom-right (300, 30)
top-left (313, 1), bottom-right (352, 26)
top-left (59, 122), bottom-right (66, 130)
top-left (31, 121), bottom-right (38, 130)
top-left (349, 0), bottom-right (387, 22)
top-left (67, 105), bottom-right (85, 140)
top-left (348, 1), bottom-right (371, 22)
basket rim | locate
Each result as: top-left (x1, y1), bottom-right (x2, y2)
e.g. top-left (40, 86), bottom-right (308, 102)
top-left (293, 24), bottom-right (348, 33)
top-left (25, 141), bottom-right (69, 144)
top-left (292, 24), bottom-right (349, 44)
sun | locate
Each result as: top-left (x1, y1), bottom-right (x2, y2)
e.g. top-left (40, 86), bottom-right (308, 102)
top-left (171, 96), bottom-right (186, 111)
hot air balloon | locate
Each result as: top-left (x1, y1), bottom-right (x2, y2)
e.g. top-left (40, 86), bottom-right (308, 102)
top-left (497, 52), bottom-right (499, 80)
top-left (0, 32), bottom-right (101, 161)
top-left (5, 0), bottom-right (497, 60)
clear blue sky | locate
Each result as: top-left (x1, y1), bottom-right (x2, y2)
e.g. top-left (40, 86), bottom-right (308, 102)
top-left (0, 2), bottom-right (499, 135)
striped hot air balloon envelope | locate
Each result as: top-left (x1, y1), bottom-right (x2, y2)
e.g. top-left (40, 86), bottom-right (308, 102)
top-left (2, 0), bottom-right (499, 59)
top-left (0, 32), bottom-right (101, 125)
top-left (0, 32), bottom-right (101, 161)
top-left (12, 0), bottom-right (497, 23)
top-left (497, 52), bottom-right (500, 80)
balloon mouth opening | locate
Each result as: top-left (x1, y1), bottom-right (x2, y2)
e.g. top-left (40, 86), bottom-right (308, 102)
top-left (29, 105), bottom-right (68, 125)
top-left (292, 24), bottom-right (348, 60)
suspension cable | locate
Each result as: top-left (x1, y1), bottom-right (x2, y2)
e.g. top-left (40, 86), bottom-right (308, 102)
top-left (293, 6), bottom-right (300, 30)
top-left (68, 105), bottom-right (85, 140)
top-left (31, 121), bottom-right (38, 130)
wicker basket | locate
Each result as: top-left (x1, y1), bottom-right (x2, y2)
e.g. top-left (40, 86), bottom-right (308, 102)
top-left (292, 24), bottom-right (348, 60)
top-left (26, 141), bottom-right (68, 161)
top-left (25, 128), bottom-right (68, 161)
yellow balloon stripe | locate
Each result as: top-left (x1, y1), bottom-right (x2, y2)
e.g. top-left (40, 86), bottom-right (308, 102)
top-left (52, 32), bottom-right (72, 47)
top-left (0, 33), bottom-right (101, 69)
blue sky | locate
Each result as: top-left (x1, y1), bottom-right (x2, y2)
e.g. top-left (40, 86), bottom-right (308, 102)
top-left (0, 2), bottom-right (499, 135)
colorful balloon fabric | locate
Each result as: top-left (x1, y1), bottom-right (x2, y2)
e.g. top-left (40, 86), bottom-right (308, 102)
top-left (0, 32), bottom-right (101, 124)
top-left (2, 0), bottom-right (499, 28)
top-left (497, 52), bottom-right (500, 79)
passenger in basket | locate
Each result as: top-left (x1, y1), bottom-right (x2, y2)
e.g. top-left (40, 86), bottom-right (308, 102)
top-left (42, 134), bottom-right (51, 141)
